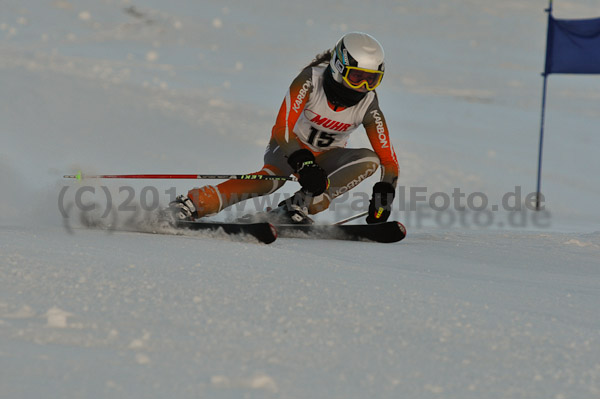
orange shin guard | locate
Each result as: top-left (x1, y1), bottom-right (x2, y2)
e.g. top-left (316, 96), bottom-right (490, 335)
top-left (188, 167), bottom-right (285, 218)
top-left (187, 185), bottom-right (222, 217)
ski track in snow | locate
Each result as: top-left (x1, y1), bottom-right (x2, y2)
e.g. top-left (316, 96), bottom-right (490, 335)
top-left (1, 0), bottom-right (600, 398)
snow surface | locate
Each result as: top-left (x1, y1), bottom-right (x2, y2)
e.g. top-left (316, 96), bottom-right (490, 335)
top-left (1, 0), bottom-right (600, 398)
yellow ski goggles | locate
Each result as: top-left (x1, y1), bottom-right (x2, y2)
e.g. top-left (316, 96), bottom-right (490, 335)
top-left (342, 66), bottom-right (384, 91)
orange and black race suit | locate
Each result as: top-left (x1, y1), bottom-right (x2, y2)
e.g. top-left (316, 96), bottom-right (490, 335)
top-left (188, 65), bottom-right (399, 217)
top-left (271, 65), bottom-right (399, 187)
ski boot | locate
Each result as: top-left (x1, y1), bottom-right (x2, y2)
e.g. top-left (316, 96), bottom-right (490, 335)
top-left (167, 195), bottom-right (197, 221)
top-left (268, 194), bottom-right (314, 225)
top-left (237, 197), bottom-right (313, 225)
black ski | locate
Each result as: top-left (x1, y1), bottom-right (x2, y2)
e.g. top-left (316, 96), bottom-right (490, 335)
top-left (174, 220), bottom-right (405, 244)
top-left (274, 221), bottom-right (406, 243)
top-left (175, 221), bottom-right (278, 244)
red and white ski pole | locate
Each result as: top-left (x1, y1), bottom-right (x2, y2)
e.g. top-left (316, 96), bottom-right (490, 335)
top-left (63, 172), bottom-right (298, 182)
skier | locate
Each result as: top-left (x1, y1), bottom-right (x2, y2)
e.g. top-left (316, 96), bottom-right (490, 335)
top-left (170, 32), bottom-right (399, 224)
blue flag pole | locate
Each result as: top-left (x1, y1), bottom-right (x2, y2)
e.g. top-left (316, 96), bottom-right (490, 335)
top-left (536, 0), bottom-right (553, 211)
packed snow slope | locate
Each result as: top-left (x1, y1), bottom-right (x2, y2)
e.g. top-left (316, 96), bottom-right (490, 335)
top-left (1, 226), bottom-right (599, 398)
top-left (1, 0), bottom-right (600, 398)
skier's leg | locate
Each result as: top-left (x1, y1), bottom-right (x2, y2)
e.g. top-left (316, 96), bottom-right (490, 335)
top-left (305, 148), bottom-right (380, 214)
top-left (187, 138), bottom-right (293, 218)
top-left (186, 165), bottom-right (284, 218)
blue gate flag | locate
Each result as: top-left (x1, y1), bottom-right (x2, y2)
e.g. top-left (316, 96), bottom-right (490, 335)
top-left (545, 15), bottom-right (600, 74)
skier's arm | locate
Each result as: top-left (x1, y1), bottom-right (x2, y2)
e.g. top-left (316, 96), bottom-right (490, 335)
top-left (363, 95), bottom-right (399, 187)
top-left (363, 96), bottom-right (399, 224)
top-left (271, 67), bottom-right (313, 156)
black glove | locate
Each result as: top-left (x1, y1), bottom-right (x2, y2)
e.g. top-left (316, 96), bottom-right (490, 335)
top-left (366, 182), bottom-right (395, 224)
top-left (287, 149), bottom-right (329, 196)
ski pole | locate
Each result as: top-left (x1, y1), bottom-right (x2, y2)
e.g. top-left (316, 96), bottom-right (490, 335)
top-left (63, 172), bottom-right (298, 182)
top-left (334, 211), bottom-right (368, 225)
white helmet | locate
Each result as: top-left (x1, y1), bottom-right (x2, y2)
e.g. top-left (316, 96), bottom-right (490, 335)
top-left (330, 32), bottom-right (385, 91)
